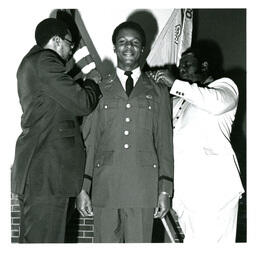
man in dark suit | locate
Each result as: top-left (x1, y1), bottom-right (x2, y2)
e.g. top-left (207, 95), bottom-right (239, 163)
top-left (76, 21), bottom-right (174, 242)
top-left (11, 18), bottom-right (102, 243)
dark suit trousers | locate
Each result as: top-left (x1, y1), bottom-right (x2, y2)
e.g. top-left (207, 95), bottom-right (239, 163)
top-left (19, 185), bottom-right (71, 243)
top-left (93, 207), bottom-right (155, 243)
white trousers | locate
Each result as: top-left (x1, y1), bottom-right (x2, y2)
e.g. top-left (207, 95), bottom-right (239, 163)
top-left (176, 195), bottom-right (240, 243)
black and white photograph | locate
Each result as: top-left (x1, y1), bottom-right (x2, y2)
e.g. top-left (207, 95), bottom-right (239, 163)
top-left (0, 0), bottom-right (253, 252)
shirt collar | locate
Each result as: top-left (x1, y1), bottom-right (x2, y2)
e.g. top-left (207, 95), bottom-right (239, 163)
top-left (116, 67), bottom-right (141, 88)
top-left (117, 67), bottom-right (141, 78)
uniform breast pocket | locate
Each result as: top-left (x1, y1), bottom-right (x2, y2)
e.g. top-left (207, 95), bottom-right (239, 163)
top-left (138, 98), bottom-right (158, 131)
top-left (102, 100), bottom-right (119, 127)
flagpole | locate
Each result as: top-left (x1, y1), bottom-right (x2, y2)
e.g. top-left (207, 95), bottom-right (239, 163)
top-left (161, 217), bottom-right (176, 243)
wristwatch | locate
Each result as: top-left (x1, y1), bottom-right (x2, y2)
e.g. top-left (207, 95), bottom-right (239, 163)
top-left (160, 191), bottom-right (171, 198)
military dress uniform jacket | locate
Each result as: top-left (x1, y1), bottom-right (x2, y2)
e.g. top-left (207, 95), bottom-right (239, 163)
top-left (82, 71), bottom-right (174, 208)
top-left (11, 45), bottom-right (101, 197)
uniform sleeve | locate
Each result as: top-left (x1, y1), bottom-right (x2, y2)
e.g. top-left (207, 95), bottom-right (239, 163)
top-left (39, 50), bottom-right (101, 116)
top-left (170, 78), bottom-right (238, 115)
top-left (80, 103), bottom-right (100, 193)
top-left (155, 84), bottom-right (174, 196)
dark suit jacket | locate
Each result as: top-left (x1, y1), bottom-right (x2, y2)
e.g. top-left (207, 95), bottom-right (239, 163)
top-left (82, 71), bottom-right (174, 208)
top-left (11, 45), bottom-right (101, 197)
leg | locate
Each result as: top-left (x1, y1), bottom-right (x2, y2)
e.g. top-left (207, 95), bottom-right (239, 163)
top-left (20, 190), bottom-right (70, 243)
top-left (123, 208), bottom-right (155, 243)
top-left (216, 195), bottom-right (240, 242)
top-left (64, 197), bottom-right (79, 242)
top-left (93, 207), bottom-right (123, 243)
top-left (18, 194), bottom-right (25, 243)
top-left (178, 196), bottom-right (240, 243)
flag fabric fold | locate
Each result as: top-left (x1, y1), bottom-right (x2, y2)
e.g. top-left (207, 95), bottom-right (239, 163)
top-left (146, 9), bottom-right (193, 67)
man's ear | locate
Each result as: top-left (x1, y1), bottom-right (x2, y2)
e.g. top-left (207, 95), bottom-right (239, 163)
top-left (201, 61), bottom-right (209, 73)
top-left (113, 47), bottom-right (116, 53)
top-left (52, 36), bottom-right (61, 47)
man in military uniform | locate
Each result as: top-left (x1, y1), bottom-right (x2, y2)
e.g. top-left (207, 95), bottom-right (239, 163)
top-left (76, 21), bottom-right (174, 243)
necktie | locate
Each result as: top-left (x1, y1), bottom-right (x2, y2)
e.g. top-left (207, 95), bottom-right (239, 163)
top-left (124, 71), bottom-right (134, 96)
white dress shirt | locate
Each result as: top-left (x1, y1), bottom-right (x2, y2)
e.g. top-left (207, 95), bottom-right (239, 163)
top-left (116, 67), bottom-right (141, 91)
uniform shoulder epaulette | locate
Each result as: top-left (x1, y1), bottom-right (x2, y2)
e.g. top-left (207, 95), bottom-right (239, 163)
top-left (101, 72), bottom-right (116, 86)
top-left (144, 71), bottom-right (157, 86)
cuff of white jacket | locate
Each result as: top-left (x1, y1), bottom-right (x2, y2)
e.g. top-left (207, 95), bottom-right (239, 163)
top-left (170, 79), bottom-right (189, 97)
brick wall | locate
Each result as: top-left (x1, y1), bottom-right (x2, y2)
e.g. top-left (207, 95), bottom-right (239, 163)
top-left (77, 217), bottom-right (94, 243)
top-left (11, 193), bottom-right (21, 243)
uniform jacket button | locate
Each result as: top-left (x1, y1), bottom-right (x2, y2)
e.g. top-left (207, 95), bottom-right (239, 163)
top-left (124, 144), bottom-right (129, 149)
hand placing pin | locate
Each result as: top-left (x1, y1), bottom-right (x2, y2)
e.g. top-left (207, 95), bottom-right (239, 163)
top-left (84, 69), bottom-right (102, 84)
top-left (147, 67), bottom-right (176, 88)
top-left (154, 69), bottom-right (176, 88)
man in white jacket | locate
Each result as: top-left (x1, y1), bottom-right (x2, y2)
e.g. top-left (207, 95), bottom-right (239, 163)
top-left (151, 41), bottom-right (245, 243)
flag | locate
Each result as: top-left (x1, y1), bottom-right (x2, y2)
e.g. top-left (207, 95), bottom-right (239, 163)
top-left (55, 9), bottom-right (104, 77)
top-left (146, 9), bottom-right (193, 67)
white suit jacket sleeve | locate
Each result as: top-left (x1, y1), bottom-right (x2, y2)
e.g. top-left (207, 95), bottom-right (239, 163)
top-left (170, 77), bottom-right (238, 115)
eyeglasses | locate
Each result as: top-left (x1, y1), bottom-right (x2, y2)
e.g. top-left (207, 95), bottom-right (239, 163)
top-left (64, 38), bottom-right (74, 49)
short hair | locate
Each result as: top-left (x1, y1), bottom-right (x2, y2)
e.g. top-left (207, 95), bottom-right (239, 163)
top-left (181, 40), bottom-right (223, 78)
top-left (112, 21), bottom-right (146, 47)
top-left (35, 18), bottom-right (69, 47)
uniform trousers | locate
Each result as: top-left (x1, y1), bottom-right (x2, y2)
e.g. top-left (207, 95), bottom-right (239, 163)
top-left (19, 182), bottom-right (72, 243)
top-left (93, 207), bottom-right (155, 243)
top-left (176, 195), bottom-right (240, 243)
